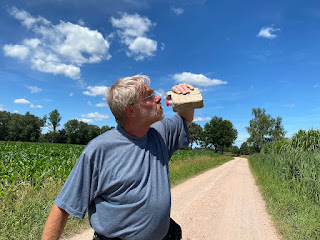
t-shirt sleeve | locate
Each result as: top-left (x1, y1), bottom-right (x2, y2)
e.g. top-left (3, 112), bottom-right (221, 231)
top-left (54, 151), bottom-right (97, 219)
top-left (153, 115), bottom-right (190, 158)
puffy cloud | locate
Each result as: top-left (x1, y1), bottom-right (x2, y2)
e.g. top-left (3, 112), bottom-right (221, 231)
top-left (111, 13), bottom-right (157, 60)
top-left (27, 86), bottom-right (42, 93)
top-left (81, 112), bottom-right (109, 121)
top-left (128, 37), bottom-right (157, 58)
top-left (3, 44), bottom-right (29, 60)
top-left (173, 72), bottom-right (228, 86)
top-left (14, 98), bottom-right (31, 104)
top-left (14, 98), bottom-right (42, 108)
top-left (83, 86), bottom-right (110, 96)
top-left (171, 7), bottom-right (184, 15)
top-left (4, 7), bottom-right (111, 80)
top-left (257, 26), bottom-right (280, 39)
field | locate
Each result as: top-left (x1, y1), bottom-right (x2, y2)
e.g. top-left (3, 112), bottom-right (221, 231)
top-left (249, 130), bottom-right (320, 240)
top-left (0, 141), bottom-right (232, 240)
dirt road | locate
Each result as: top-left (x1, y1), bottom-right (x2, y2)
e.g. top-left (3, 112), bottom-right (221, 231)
top-left (65, 157), bottom-right (280, 240)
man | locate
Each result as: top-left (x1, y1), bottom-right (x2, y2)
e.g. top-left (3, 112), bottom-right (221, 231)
top-left (42, 74), bottom-right (194, 240)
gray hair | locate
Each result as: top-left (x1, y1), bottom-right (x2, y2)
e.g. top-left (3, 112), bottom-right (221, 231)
top-left (107, 74), bottom-right (150, 126)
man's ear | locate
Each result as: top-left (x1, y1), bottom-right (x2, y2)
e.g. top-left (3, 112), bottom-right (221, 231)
top-left (124, 106), bottom-right (137, 118)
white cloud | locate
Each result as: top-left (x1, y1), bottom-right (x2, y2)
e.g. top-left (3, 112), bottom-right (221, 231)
top-left (171, 7), bottom-right (184, 15)
top-left (27, 86), bottom-right (42, 93)
top-left (128, 37), bottom-right (157, 60)
top-left (3, 44), bottom-right (29, 60)
top-left (257, 26), bottom-right (280, 39)
top-left (194, 117), bottom-right (211, 122)
top-left (81, 112), bottom-right (109, 121)
top-left (4, 7), bottom-right (111, 80)
top-left (111, 12), bottom-right (157, 60)
top-left (8, 6), bottom-right (50, 29)
top-left (88, 101), bottom-right (92, 106)
top-left (173, 72), bottom-right (228, 86)
top-left (69, 93), bottom-right (74, 96)
top-left (0, 104), bottom-right (5, 111)
top-left (96, 102), bottom-right (108, 107)
top-left (78, 118), bottom-right (94, 123)
top-left (83, 86), bottom-right (109, 96)
top-left (14, 98), bottom-right (31, 104)
top-left (30, 104), bottom-right (43, 108)
top-left (14, 98), bottom-right (42, 108)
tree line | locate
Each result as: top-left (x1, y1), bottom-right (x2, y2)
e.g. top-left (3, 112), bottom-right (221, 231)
top-left (0, 110), bottom-right (114, 145)
top-left (188, 107), bottom-right (286, 155)
top-left (0, 107), bottom-right (286, 153)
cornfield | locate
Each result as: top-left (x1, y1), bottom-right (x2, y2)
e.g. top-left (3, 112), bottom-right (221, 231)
top-left (0, 141), bottom-right (85, 194)
top-left (254, 129), bottom-right (320, 204)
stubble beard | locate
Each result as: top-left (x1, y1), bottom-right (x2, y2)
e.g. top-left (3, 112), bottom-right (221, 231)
top-left (141, 105), bottom-right (165, 125)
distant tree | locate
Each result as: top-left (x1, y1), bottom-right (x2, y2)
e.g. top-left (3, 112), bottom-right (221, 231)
top-left (101, 125), bottom-right (115, 133)
top-left (64, 119), bottom-right (80, 144)
top-left (203, 116), bottom-right (238, 154)
top-left (78, 121), bottom-right (90, 145)
top-left (240, 142), bottom-right (250, 155)
top-left (246, 108), bottom-right (286, 151)
top-left (0, 111), bottom-right (11, 140)
top-left (88, 124), bottom-right (101, 141)
top-left (231, 146), bottom-right (241, 156)
top-left (188, 122), bottom-right (203, 148)
top-left (7, 112), bottom-right (46, 142)
top-left (48, 109), bottom-right (62, 132)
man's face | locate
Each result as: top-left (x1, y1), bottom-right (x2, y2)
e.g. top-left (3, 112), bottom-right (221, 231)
top-left (138, 85), bottom-right (164, 125)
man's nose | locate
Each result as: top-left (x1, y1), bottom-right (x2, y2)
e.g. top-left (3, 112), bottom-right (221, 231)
top-left (154, 94), bottom-right (161, 103)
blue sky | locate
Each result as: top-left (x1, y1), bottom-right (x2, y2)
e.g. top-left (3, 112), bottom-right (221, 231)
top-left (1, 0), bottom-right (320, 146)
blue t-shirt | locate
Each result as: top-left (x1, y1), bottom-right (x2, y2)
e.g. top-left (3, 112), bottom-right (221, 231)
top-left (55, 115), bottom-right (189, 240)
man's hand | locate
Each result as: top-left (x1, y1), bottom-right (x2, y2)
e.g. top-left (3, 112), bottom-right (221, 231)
top-left (171, 83), bottom-right (195, 127)
top-left (171, 83), bottom-right (194, 94)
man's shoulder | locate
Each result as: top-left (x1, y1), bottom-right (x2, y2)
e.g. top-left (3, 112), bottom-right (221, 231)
top-left (84, 128), bottom-right (121, 153)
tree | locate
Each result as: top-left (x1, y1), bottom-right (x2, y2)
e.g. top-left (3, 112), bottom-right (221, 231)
top-left (7, 112), bottom-right (46, 142)
top-left (203, 116), bottom-right (238, 154)
top-left (246, 108), bottom-right (286, 151)
top-left (64, 119), bottom-right (80, 144)
top-left (240, 142), bottom-right (250, 155)
top-left (0, 111), bottom-right (11, 140)
top-left (101, 125), bottom-right (115, 133)
top-left (231, 146), bottom-right (241, 156)
top-left (48, 109), bottom-right (62, 132)
top-left (188, 122), bottom-right (203, 148)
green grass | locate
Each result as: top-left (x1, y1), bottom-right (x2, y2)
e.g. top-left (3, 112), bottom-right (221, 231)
top-left (0, 142), bottom-right (232, 240)
top-left (249, 152), bottom-right (320, 240)
top-left (169, 150), bottom-right (232, 186)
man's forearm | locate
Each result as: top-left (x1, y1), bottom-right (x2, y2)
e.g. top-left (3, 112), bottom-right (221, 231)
top-left (42, 204), bottom-right (69, 240)
top-left (178, 109), bottom-right (194, 127)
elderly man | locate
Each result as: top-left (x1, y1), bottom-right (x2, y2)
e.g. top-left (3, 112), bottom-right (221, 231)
top-left (42, 75), bottom-right (194, 240)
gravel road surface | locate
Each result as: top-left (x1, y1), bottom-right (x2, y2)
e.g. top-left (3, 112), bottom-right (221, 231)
top-left (65, 157), bottom-right (280, 240)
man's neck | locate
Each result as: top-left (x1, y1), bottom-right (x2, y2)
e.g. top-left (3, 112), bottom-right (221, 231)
top-left (122, 122), bottom-right (151, 137)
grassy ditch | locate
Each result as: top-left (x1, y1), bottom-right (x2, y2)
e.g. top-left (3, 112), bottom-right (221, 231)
top-left (249, 151), bottom-right (320, 240)
top-left (0, 141), bottom-right (232, 240)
